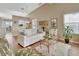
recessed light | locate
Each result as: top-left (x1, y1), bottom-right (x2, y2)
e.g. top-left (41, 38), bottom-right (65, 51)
top-left (21, 8), bottom-right (24, 10)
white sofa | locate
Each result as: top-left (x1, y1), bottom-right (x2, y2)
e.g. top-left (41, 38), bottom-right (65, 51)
top-left (18, 32), bottom-right (45, 47)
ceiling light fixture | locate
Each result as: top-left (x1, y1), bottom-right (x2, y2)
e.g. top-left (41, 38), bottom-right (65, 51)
top-left (21, 8), bottom-right (24, 10)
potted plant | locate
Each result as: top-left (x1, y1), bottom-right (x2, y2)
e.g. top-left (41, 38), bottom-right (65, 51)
top-left (63, 25), bottom-right (73, 44)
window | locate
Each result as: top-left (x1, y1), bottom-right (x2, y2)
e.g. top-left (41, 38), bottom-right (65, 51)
top-left (2, 20), bottom-right (12, 33)
top-left (64, 12), bottom-right (79, 34)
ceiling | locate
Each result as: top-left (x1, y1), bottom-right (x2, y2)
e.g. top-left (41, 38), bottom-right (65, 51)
top-left (0, 3), bottom-right (44, 19)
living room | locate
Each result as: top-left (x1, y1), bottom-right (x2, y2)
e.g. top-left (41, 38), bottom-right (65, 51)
top-left (0, 3), bottom-right (79, 56)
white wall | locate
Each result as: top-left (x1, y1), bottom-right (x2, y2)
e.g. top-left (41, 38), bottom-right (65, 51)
top-left (28, 3), bottom-right (79, 42)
